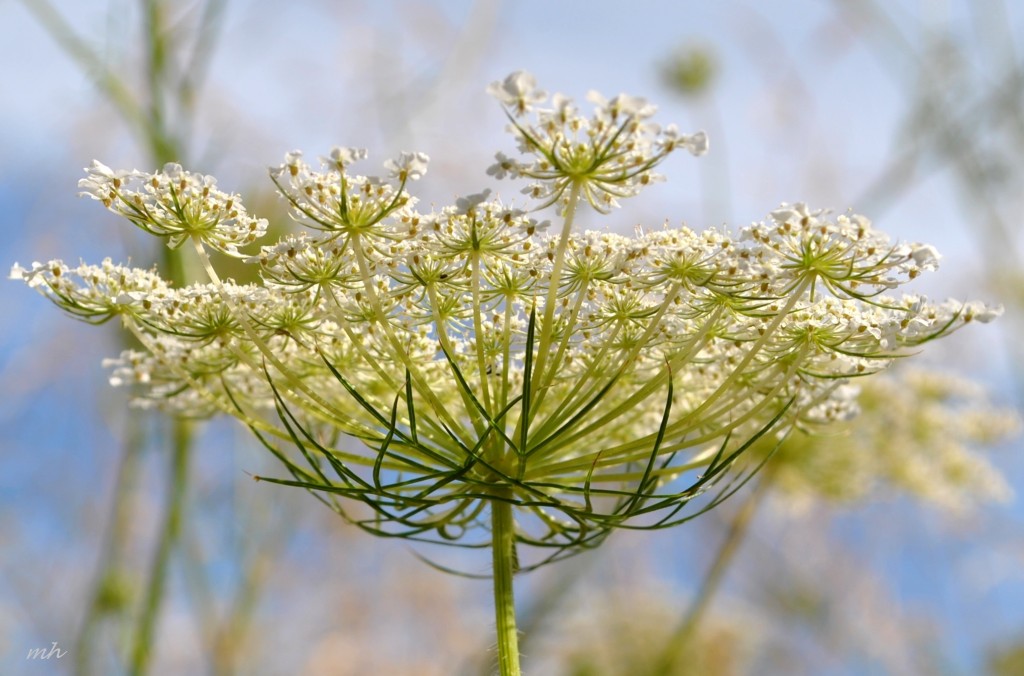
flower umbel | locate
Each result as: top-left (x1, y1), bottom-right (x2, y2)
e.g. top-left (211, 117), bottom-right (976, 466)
top-left (487, 71), bottom-right (708, 213)
top-left (12, 73), bottom-right (1000, 567)
top-left (79, 161), bottom-right (268, 256)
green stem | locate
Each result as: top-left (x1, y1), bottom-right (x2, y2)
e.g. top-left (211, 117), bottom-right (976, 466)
top-left (129, 419), bottom-right (191, 676)
top-left (491, 494), bottom-right (522, 676)
top-left (530, 182), bottom-right (582, 400)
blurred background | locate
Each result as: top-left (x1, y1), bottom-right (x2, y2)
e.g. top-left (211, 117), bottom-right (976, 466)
top-left (1, 1), bottom-right (1022, 674)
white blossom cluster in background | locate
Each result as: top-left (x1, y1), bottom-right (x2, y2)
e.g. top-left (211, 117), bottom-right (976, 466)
top-left (765, 369), bottom-right (1017, 513)
top-left (10, 72), bottom-right (1004, 558)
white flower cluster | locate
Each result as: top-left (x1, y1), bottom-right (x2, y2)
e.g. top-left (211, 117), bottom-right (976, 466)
top-left (268, 147), bottom-right (426, 237)
top-left (10, 72), bottom-right (1004, 554)
top-left (79, 161), bottom-right (268, 256)
top-left (487, 71), bottom-right (708, 212)
top-left (10, 258), bottom-right (168, 323)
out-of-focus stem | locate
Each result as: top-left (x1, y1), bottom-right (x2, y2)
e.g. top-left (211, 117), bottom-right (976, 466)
top-left (180, 478), bottom-right (287, 676)
top-left (211, 540), bottom-right (276, 675)
top-left (17, 0), bottom-right (149, 137)
top-left (73, 416), bottom-right (146, 676)
top-left (24, 3), bottom-right (221, 674)
top-left (142, 0), bottom-right (179, 164)
top-left (128, 419), bottom-right (191, 676)
top-left (650, 470), bottom-right (775, 676)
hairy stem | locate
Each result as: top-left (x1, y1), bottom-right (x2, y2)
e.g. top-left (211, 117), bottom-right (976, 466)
top-left (491, 493), bottom-right (522, 676)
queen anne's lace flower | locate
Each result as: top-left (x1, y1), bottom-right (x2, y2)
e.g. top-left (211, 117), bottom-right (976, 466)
top-left (79, 161), bottom-right (268, 256)
top-left (11, 72), bottom-right (1005, 562)
top-left (487, 75), bottom-right (708, 213)
top-left (269, 149), bottom-right (423, 238)
top-left (10, 258), bottom-right (168, 323)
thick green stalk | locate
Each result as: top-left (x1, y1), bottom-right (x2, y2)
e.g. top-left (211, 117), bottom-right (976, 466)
top-left (491, 493), bottom-right (522, 676)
